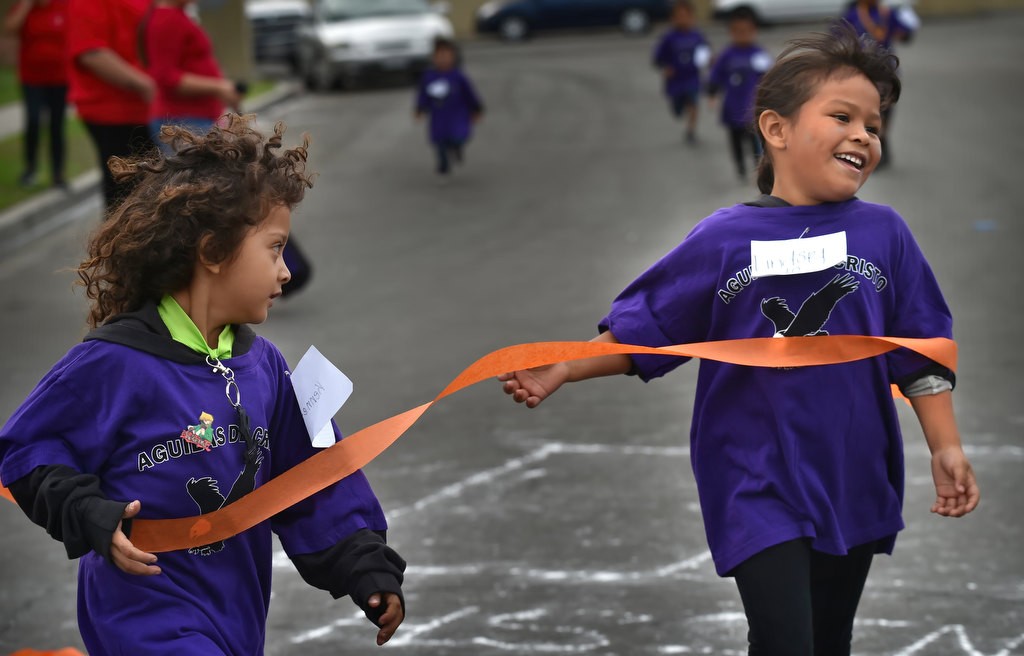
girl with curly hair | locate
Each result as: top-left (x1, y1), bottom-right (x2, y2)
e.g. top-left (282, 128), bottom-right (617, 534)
top-left (0, 115), bottom-right (405, 654)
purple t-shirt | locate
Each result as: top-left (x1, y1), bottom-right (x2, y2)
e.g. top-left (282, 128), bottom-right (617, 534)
top-left (708, 44), bottom-right (772, 128)
top-left (415, 67), bottom-right (483, 144)
top-left (599, 199), bottom-right (952, 576)
top-left (843, 4), bottom-right (916, 50)
top-left (653, 28), bottom-right (709, 98)
top-left (0, 336), bottom-right (388, 655)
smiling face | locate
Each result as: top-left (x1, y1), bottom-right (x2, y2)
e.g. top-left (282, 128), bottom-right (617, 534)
top-left (212, 204), bottom-right (292, 326)
top-left (768, 70), bottom-right (883, 205)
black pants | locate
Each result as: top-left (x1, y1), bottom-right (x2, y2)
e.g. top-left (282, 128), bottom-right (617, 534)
top-left (727, 126), bottom-right (763, 177)
top-left (731, 539), bottom-right (877, 656)
top-left (22, 84), bottom-right (68, 182)
top-left (434, 138), bottom-right (465, 175)
top-left (83, 121), bottom-right (154, 214)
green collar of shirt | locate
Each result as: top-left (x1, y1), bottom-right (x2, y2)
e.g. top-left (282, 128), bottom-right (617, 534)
top-left (157, 295), bottom-right (235, 360)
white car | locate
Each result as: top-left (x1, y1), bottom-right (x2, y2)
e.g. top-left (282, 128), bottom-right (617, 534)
top-left (246, 0), bottom-right (312, 70)
top-left (712, 0), bottom-right (916, 25)
top-left (296, 0), bottom-right (454, 90)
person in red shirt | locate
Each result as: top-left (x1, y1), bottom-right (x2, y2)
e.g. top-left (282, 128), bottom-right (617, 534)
top-left (4, 0), bottom-right (70, 189)
top-left (67, 0), bottom-right (156, 213)
top-left (142, 0), bottom-right (242, 146)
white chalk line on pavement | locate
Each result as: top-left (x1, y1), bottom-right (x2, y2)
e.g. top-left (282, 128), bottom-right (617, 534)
top-left (281, 439), bottom-right (1023, 652)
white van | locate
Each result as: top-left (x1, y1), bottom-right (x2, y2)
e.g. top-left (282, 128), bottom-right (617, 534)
top-left (296, 0), bottom-right (454, 90)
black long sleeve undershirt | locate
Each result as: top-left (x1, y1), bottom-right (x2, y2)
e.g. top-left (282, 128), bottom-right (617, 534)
top-left (8, 464), bottom-right (128, 561)
top-left (291, 529), bottom-right (407, 626)
top-left (9, 465), bottom-right (407, 624)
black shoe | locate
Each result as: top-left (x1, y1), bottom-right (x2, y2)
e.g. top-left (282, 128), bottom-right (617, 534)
top-left (18, 171), bottom-right (36, 187)
top-left (685, 131), bottom-right (696, 145)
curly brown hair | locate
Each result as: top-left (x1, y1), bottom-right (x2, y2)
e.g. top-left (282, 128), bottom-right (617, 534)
top-left (754, 21), bottom-right (901, 194)
top-left (77, 114), bottom-right (314, 328)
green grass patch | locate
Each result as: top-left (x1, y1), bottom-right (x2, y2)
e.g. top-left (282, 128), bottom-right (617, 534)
top-left (0, 67), bottom-right (20, 106)
top-left (0, 118), bottom-right (97, 211)
top-left (247, 78), bottom-right (277, 99)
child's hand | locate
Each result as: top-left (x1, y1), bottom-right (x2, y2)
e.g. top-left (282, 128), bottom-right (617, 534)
top-left (930, 447), bottom-right (980, 517)
top-left (662, 66), bottom-right (675, 79)
top-left (367, 592), bottom-right (404, 646)
top-left (111, 500), bottom-right (161, 576)
top-left (498, 362), bottom-right (570, 409)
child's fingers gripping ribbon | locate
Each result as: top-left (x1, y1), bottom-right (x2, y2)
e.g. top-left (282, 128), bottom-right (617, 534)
top-left (1, 335), bottom-right (956, 553)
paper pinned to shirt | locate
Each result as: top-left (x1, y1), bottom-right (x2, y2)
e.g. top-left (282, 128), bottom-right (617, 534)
top-left (751, 231), bottom-right (847, 279)
top-left (291, 345), bottom-right (353, 448)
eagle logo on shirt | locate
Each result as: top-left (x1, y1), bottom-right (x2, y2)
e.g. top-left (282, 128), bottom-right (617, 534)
top-left (760, 273), bottom-right (859, 337)
top-left (185, 448), bottom-right (264, 556)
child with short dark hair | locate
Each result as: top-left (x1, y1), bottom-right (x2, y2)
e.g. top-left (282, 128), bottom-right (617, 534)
top-left (652, 0), bottom-right (710, 144)
top-left (707, 7), bottom-right (773, 180)
top-left (0, 115), bottom-right (406, 654)
top-left (415, 37), bottom-right (484, 179)
top-left (499, 24), bottom-right (978, 654)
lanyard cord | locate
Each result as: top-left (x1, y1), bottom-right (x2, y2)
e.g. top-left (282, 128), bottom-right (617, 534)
top-left (206, 355), bottom-right (260, 466)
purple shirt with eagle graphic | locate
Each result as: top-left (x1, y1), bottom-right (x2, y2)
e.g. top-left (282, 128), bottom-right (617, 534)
top-left (599, 198), bottom-right (952, 576)
top-left (0, 335), bottom-right (387, 655)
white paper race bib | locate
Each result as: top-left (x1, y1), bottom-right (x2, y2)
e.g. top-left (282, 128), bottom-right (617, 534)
top-left (290, 345), bottom-right (354, 448)
top-left (750, 231), bottom-right (847, 278)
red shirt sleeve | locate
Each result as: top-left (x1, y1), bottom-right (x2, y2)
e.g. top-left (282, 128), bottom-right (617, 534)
top-left (66, 0), bottom-right (111, 60)
top-left (145, 8), bottom-right (188, 91)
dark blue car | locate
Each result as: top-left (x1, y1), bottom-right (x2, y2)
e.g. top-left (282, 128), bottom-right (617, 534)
top-left (476, 0), bottom-right (673, 40)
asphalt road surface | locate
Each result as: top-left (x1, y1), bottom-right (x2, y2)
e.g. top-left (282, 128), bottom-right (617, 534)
top-left (1, 11), bottom-right (1022, 656)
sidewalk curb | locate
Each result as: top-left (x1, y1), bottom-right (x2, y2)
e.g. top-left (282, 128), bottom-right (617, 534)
top-left (0, 81), bottom-right (303, 256)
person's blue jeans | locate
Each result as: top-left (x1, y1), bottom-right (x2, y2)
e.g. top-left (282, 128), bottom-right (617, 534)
top-left (21, 83), bottom-right (68, 184)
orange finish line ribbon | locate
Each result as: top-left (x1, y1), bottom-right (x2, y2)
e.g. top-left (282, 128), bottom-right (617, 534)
top-left (2, 335), bottom-right (955, 553)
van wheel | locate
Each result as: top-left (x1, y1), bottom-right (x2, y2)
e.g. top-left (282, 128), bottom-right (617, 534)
top-left (304, 56), bottom-right (335, 92)
top-left (620, 8), bottom-right (651, 34)
top-left (499, 16), bottom-right (529, 41)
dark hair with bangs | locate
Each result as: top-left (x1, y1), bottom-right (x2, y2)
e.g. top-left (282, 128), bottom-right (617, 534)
top-left (77, 114), bottom-right (314, 328)
top-left (754, 21), bottom-right (901, 194)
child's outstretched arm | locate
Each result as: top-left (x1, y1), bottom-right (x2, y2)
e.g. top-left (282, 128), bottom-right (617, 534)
top-left (910, 391), bottom-right (980, 518)
top-left (498, 330), bottom-right (633, 408)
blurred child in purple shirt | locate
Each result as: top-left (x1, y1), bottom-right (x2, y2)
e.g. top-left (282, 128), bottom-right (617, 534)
top-left (843, 0), bottom-right (918, 167)
top-left (707, 8), bottom-right (773, 180)
top-left (415, 37), bottom-right (484, 179)
top-left (652, 0), bottom-right (710, 145)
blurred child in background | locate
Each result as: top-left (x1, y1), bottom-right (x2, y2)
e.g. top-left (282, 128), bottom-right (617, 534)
top-left (843, 0), bottom-right (919, 167)
top-left (707, 7), bottom-right (773, 181)
top-left (415, 37), bottom-right (484, 180)
top-left (652, 0), bottom-right (710, 145)
top-left (844, 0), bottom-right (917, 50)
top-left (4, 0), bottom-right (70, 189)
